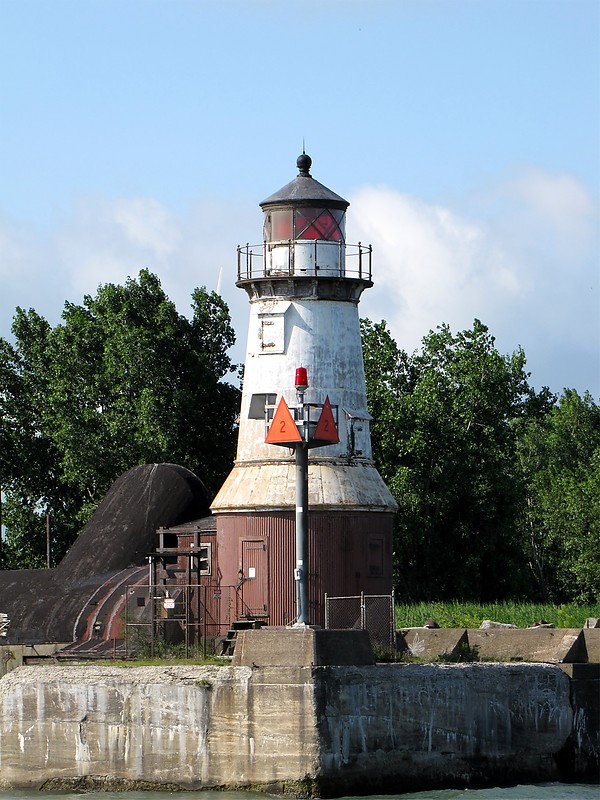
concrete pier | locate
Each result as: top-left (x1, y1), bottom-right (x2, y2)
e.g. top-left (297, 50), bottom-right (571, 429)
top-left (0, 660), bottom-right (596, 795)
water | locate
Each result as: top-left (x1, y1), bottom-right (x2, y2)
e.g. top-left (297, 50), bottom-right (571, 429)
top-left (1, 786), bottom-right (598, 800)
top-left (374, 786), bottom-right (600, 798)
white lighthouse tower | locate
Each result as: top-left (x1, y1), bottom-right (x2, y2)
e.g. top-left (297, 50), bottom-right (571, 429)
top-left (211, 153), bottom-right (397, 627)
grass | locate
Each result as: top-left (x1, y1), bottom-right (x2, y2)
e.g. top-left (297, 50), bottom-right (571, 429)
top-left (69, 602), bottom-right (598, 667)
top-left (94, 655), bottom-right (230, 667)
top-left (395, 601), bottom-right (600, 629)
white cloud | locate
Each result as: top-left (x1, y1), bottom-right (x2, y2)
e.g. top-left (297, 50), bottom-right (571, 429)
top-left (510, 168), bottom-right (596, 244)
top-left (52, 194), bottom-right (257, 367)
top-left (56, 196), bottom-right (182, 298)
top-left (0, 217), bottom-right (65, 329)
top-left (1, 168), bottom-right (597, 395)
top-left (347, 185), bottom-right (522, 352)
top-left (348, 168), bottom-right (599, 395)
top-left (113, 198), bottom-right (181, 257)
top-left (0, 228), bottom-right (24, 271)
top-left (0, 195), bottom-right (255, 368)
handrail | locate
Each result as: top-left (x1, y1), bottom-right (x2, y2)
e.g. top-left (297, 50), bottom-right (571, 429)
top-left (237, 241), bottom-right (372, 283)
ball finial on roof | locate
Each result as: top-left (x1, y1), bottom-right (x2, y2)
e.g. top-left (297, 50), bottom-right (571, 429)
top-left (260, 153), bottom-right (348, 209)
top-left (297, 152), bottom-right (312, 177)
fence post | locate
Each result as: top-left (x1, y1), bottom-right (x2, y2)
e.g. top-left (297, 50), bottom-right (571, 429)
top-left (360, 591), bottom-right (365, 630)
top-left (324, 593), bottom-right (329, 629)
top-left (391, 590), bottom-right (396, 659)
top-left (124, 587), bottom-right (128, 658)
top-left (184, 585), bottom-right (189, 659)
top-left (203, 585), bottom-right (207, 660)
top-left (150, 588), bottom-right (155, 659)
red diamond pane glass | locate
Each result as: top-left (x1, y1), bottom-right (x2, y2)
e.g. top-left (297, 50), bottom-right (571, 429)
top-left (294, 208), bottom-right (345, 241)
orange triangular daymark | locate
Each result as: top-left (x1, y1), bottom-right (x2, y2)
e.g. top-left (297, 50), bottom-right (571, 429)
top-left (314, 396), bottom-right (339, 443)
top-left (265, 397), bottom-right (302, 444)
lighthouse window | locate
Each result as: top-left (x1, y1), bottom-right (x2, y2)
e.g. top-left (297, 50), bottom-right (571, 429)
top-left (367, 536), bottom-right (384, 577)
top-left (198, 544), bottom-right (211, 576)
top-left (295, 208), bottom-right (345, 242)
top-left (268, 209), bottom-right (293, 241)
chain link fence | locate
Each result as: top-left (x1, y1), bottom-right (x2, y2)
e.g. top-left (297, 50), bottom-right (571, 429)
top-left (122, 585), bottom-right (397, 660)
top-left (324, 592), bottom-right (396, 660)
top-left (123, 583), bottom-right (244, 659)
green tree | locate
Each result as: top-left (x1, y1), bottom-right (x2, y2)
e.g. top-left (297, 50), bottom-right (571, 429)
top-left (0, 270), bottom-right (240, 568)
top-left (517, 389), bottom-right (600, 602)
top-left (362, 318), bottom-right (552, 601)
top-left (360, 319), bottom-right (414, 484)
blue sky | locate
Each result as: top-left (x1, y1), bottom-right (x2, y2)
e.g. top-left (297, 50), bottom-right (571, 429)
top-left (1, 0), bottom-right (598, 397)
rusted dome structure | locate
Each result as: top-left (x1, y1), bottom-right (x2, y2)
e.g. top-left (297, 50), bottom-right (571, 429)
top-left (0, 463), bottom-right (210, 648)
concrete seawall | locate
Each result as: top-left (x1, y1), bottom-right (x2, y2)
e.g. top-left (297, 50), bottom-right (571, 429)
top-left (0, 663), bottom-right (596, 795)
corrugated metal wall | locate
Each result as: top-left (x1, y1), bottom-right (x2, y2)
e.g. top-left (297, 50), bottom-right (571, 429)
top-left (215, 511), bottom-right (393, 628)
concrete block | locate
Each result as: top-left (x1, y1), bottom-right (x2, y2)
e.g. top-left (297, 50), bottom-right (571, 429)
top-left (0, 661), bottom-right (595, 791)
top-left (399, 628), bottom-right (468, 660)
top-left (232, 627), bottom-right (375, 667)
top-left (558, 663), bottom-right (600, 679)
top-left (583, 628), bottom-right (600, 663)
top-left (480, 620), bottom-right (518, 629)
top-left (0, 643), bottom-right (68, 677)
top-left (315, 663), bottom-right (575, 794)
top-left (467, 628), bottom-right (587, 663)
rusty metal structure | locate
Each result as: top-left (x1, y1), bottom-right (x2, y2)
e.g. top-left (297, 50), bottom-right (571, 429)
top-left (137, 518), bottom-right (268, 656)
top-left (211, 153), bottom-right (398, 629)
top-left (0, 464), bottom-right (211, 658)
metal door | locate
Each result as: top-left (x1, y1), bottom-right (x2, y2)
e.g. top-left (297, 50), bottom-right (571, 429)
top-left (240, 539), bottom-right (268, 617)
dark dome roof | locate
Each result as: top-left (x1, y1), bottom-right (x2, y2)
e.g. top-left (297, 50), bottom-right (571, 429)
top-left (57, 463), bottom-right (210, 582)
top-left (260, 153), bottom-right (349, 210)
top-left (0, 463), bottom-right (212, 644)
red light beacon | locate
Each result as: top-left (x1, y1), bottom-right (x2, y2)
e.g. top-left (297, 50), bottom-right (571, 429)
top-left (295, 366), bottom-right (309, 396)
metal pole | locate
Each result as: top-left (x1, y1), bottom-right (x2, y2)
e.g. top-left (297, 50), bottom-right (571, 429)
top-left (295, 441), bottom-right (309, 625)
top-left (46, 513), bottom-right (51, 569)
top-left (185, 585), bottom-right (189, 659)
top-left (202, 585), bottom-right (207, 660)
top-left (150, 593), bottom-right (155, 659)
top-left (391, 589), bottom-right (396, 660)
top-left (361, 591), bottom-right (365, 630)
top-left (124, 586), bottom-right (128, 658)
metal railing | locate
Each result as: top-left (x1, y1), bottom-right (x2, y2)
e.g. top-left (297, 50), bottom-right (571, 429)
top-left (324, 592), bottom-right (396, 661)
top-left (123, 583), bottom-right (258, 659)
top-left (237, 241), bottom-right (372, 282)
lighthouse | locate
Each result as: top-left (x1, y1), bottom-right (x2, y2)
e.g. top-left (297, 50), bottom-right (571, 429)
top-left (211, 153), bottom-right (397, 628)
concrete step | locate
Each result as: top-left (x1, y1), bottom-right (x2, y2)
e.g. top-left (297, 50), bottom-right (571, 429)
top-left (218, 620), bottom-right (267, 657)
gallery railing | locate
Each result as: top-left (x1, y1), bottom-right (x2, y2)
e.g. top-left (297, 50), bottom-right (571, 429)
top-left (237, 240), bottom-right (372, 282)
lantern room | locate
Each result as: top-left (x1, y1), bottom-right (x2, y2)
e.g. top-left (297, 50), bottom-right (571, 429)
top-left (263, 205), bottom-right (345, 243)
top-left (262, 153), bottom-right (347, 246)
top-left (260, 152), bottom-right (347, 278)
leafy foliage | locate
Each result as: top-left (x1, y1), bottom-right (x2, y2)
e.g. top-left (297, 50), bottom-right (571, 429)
top-left (0, 270), bottom-right (240, 568)
top-left (362, 317), bottom-right (599, 603)
top-left (516, 390), bottom-right (600, 602)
